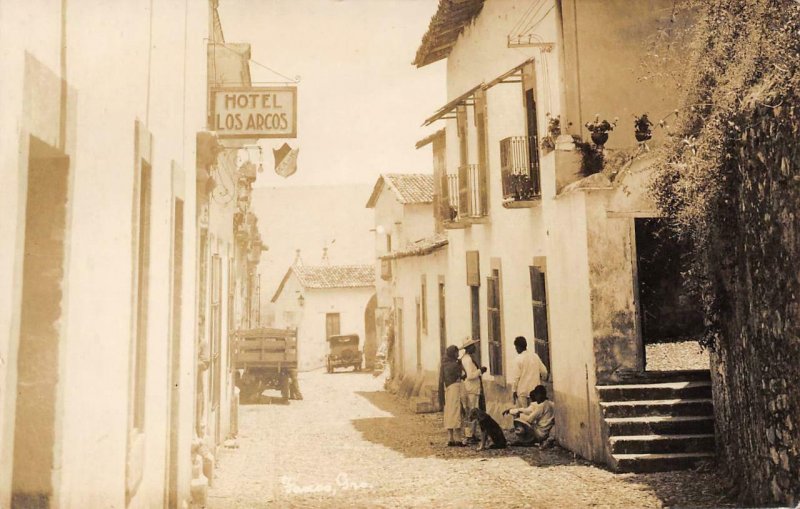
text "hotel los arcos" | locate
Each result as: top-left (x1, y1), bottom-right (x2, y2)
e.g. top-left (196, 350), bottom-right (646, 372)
top-left (212, 87), bottom-right (297, 139)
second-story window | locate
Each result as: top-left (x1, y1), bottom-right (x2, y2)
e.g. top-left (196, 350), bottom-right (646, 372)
top-left (500, 61), bottom-right (542, 203)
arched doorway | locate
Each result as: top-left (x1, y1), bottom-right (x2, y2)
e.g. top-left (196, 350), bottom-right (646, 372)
top-left (363, 294), bottom-right (377, 369)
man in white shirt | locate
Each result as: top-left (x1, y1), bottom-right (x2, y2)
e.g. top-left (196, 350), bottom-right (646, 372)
top-left (511, 336), bottom-right (548, 407)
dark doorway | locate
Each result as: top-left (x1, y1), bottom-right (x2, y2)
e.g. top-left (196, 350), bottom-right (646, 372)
top-left (634, 218), bottom-right (705, 371)
top-left (437, 280), bottom-right (446, 409)
top-left (12, 138), bottom-right (71, 509)
top-left (363, 294), bottom-right (377, 369)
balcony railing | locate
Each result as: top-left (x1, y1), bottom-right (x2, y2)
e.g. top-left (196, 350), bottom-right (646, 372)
top-left (446, 174), bottom-right (460, 222)
top-left (500, 136), bottom-right (541, 202)
top-left (463, 164), bottom-right (486, 218)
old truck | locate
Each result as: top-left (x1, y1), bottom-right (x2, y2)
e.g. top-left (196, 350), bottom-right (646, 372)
top-left (233, 327), bottom-right (297, 401)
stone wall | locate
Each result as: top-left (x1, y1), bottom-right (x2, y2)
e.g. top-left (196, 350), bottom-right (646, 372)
top-left (708, 97), bottom-right (800, 505)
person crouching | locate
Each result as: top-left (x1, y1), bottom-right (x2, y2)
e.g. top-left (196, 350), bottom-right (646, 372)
top-left (440, 345), bottom-right (465, 447)
top-left (503, 385), bottom-right (555, 447)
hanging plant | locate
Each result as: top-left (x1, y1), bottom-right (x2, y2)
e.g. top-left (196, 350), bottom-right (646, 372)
top-left (585, 114), bottom-right (618, 146)
top-left (540, 113), bottom-right (562, 153)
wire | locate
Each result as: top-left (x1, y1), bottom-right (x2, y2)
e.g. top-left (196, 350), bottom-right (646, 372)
top-left (520, 3), bottom-right (555, 36)
top-left (509, 0), bottom-right (544, 37)
top-left (212, 40), bottom-right (301, 84)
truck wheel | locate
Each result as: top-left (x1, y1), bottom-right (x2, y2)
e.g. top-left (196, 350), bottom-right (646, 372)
top-left (280, 374), bottom-right (290, 399)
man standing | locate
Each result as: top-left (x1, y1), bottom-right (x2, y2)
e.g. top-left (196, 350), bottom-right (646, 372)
top-left (460, 338), bottom-right (486, 443)
top-left (511, 336), bottom-right (548, 407)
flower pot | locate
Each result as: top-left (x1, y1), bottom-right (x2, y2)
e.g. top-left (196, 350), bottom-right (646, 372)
top-left (635, 131), bottom-right (652, 142)
top-left (591, 131), bottom-right (609, 146)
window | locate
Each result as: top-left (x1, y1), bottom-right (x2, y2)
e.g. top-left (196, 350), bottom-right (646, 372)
top-left (326, 312), bottom-right (341, 339)
top-left (210, 255), bottom-right (222, 410)
top-left (522, 62), bottom-right (541, 196)
top-left (132, 160), bottom-right (151, 431)
top-left (128, 120), bottom-right (153, 498)
top-left (456, 105), bottom-right (469, 217)
top-left (420, 275), bottom-right (428, 334)
top-left (530, 265), bottom-right (550, 370)
top-left (487, 269), bottom-right (503, 375)
top-left (474, 88), bottom-right (489, 216)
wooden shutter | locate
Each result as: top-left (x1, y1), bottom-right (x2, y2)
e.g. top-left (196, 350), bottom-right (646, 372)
top-left (474, 88), bottom-right (489, 216)
top-left (457, 105), bottom-right (469, 216)
top-left (487, 271), bottom-right (503, 375)
top-left (522, 62), bottom-right (541, 196)
top-left (433, 134), bottom-right (448, 228)
top-left (530, 266), bottom-right (550, 369)
top-left (466, 250), bottom-right (480, 287)
top-left (420, 275), bottom-right (428, 333)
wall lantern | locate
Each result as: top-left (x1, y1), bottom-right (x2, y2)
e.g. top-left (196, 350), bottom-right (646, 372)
top-left (297, 293), bottom-right (305, 307)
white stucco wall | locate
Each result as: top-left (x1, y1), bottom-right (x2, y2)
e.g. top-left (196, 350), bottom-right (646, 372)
top-left (0, 1), bottom-right (207, 507)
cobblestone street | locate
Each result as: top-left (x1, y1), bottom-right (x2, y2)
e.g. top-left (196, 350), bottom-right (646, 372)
top-left (208, 371), bottom-right (732, 508)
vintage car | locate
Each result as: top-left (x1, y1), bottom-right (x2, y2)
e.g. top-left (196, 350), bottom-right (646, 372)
top-left (326, 334), bottom-right (362, 373)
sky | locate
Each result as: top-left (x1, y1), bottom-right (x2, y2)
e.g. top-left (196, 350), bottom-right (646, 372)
top-left (218, 0), bottom-right (447, 188)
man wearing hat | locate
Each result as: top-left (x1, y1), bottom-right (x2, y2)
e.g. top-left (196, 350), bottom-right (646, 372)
top-left (460, 338), bottom-right (486, 444)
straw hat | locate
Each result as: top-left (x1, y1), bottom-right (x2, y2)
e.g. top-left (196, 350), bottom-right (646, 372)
top-left (460, 338), bottom-right (479, 349)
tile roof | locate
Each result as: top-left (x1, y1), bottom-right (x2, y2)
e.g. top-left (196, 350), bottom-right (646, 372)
top-left (366, 173), bottom-right (434, 208)
top-left (380, 234), bottom-right (449, 260)
top-left (414, 0), bottom-right (485, 68)
top-left (294, 264), bottom-right (375, 289)
top-left (272, 264), bottom-right (375, 302)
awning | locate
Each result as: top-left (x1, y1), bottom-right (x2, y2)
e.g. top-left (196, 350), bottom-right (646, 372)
top-left (484, 57), bottom-right (536, 89)
top-left (415, 128), bottom-right (445, 149)
top-left (421, 58), bottom-right (537, 127)
top-left (380, 234), bottom-right (449, 260)
top-left (422, 83), bottom-right (483, 126)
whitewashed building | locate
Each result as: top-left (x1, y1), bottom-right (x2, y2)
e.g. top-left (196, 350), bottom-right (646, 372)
top-left (272, 265), bottom-right (376, 372)
top-left (395, 0), bottom-right (711, 472)
top-left (0, 1), bottom-right (208, 507)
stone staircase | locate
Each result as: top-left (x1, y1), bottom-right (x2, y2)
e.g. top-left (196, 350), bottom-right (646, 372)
top-left (598, 370), bottom-right (716, 472)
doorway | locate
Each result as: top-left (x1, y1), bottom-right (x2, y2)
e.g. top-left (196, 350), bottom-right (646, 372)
top-left (165, 198), bottom-right (184, 509)
top-left (11, 138), bottom-right (71, 508)
top-left (634, 218), bottom-right (705, 371)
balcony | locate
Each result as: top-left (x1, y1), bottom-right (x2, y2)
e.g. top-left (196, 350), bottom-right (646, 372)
top-left (443, 174), bottom-right (464, 228)
top-left (463, 164), bottom-right (487, 219)
top-left (500, 136), bottom-right (541, 206)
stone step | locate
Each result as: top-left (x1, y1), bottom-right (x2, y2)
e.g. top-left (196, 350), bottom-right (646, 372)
top-left (609, 434), bottom-right (715, 455)
top-left (597, 381), bottom-right (712, 402)
top-left (611, 369), bottom-right (711, 385)
top-left (611, 452), bottom-right (715, 473)
top-left (605, 415), bottom-right (715, 436)
top-left (600, 398), bottom-right (714, 419)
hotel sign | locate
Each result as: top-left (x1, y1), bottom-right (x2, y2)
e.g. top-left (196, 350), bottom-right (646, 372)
top-left (211, 87), bottom-right (297, 139)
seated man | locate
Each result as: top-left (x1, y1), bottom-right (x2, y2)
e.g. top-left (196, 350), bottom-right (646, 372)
top-left (503, 385), bottom-right (555, 447)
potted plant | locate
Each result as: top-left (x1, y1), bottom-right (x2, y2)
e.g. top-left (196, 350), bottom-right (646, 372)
top-left (585, 114), bottom-right (618, 147)
top-left (634, 113), bottom-right (654, 142)
top-left (540, 113), bottom-right (562, 152)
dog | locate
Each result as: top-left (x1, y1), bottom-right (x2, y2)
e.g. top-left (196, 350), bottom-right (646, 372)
top-left (468, 407), bottom-right (507, 450)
